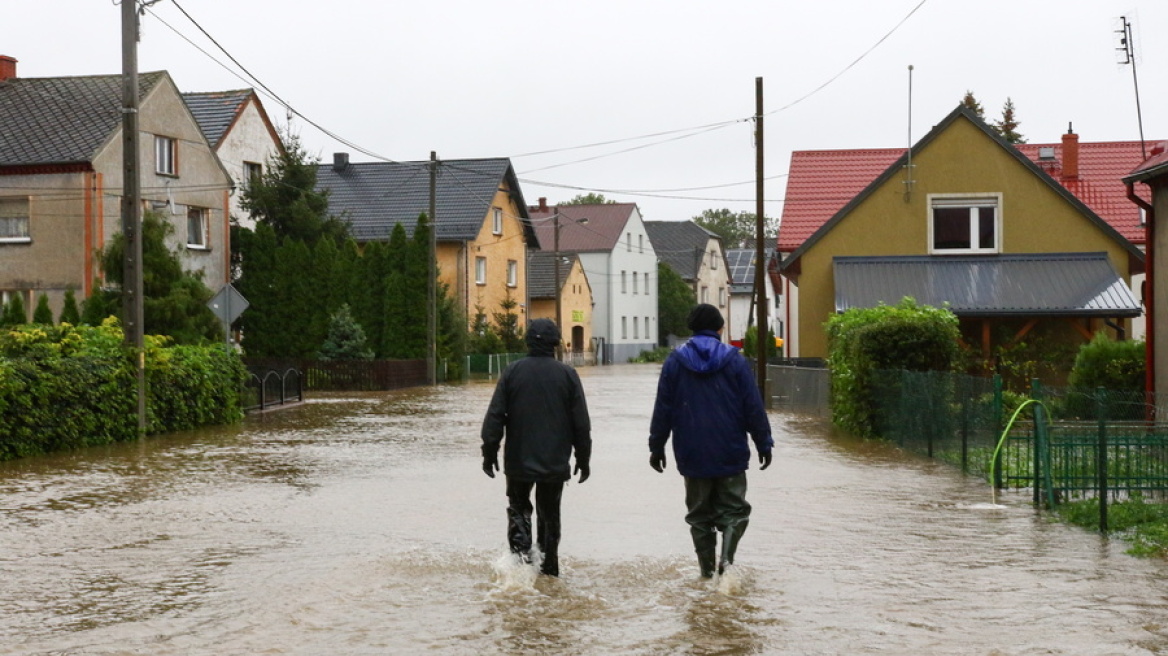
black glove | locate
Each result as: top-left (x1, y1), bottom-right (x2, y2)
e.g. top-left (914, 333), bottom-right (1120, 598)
top-left (483, 453), bottom-right (499, 478)
top-left (650, 452), bottom-right (666, 473)
top-left (759, 450), bottom-right (772, 470)
top-left (574, 461), bottom-right (590, 483)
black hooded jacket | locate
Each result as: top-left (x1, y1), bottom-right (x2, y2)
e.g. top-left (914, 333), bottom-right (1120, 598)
top-left (480, 320), bottom-right (592, 482)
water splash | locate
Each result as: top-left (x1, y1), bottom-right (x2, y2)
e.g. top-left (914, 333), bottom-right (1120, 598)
top-left (714, 564), bottom-right (748, 596)
top-left (491, 550), bottom-right (541, 591)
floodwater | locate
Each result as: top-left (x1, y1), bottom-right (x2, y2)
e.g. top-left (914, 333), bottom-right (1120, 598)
top-left (2, 365), bottom-right (1168, 655)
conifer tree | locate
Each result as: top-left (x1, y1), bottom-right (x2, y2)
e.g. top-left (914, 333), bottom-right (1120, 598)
top-left (493, 290), bottom-right (525, 353)
top-left (961, 90), bottom-right (985, 120)
top-left (381, 223), bottom-right (410, 358)
top-left (59, 289), bottom-right (81, 325)
top-left (995, 97), bottom-right (1026, 144)
top-left (317, 303), bottom-right (374, 361)
top-left (32, 293), bottom-right (53, 324)
top-left (403, 213), bottom-right (432, 357)
top-left (1, 294), bottom-right (26, 327)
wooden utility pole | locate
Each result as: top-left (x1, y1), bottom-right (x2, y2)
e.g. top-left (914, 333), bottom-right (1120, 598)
top-left (428, 152), bottom-right (437, 385)
top-left (753, 77), bottom-right (767, 402)
top-left (121, 0), bottom-right (146, 434)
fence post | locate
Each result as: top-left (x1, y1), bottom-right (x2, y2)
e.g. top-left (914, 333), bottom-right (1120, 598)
top-left (993, 375), bottom-right (1003, 489)
top-left (1032, 379), bottom-right (1056, 509)
top-left (1097, 386), bottom-right (1109, 533)
top-left (960, 373), bottom-right (969, 473)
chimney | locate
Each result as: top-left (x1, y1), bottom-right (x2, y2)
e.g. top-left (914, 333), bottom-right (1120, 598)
top-left (333, 152), bottom-right (349, 172)
top-left (1061, 123), bottom-right (1079, 181)
top-left (0, 56), bottom-right (16, 81)
top-left (538, 197), bottom-right (548, 212)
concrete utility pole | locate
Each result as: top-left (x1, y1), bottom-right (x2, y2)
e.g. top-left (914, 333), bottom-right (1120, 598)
top-left (122, 0), bottom-right (146, 434)
top-left (428, 152), bottom-right (438, 385)
top-left (753, 77), bottom-right (767, 402)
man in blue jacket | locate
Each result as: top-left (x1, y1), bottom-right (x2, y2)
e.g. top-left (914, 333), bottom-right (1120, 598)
top-left (648, 304), bottom-right (773, 578)
top-left (482, 318), bottom-right (592, 577)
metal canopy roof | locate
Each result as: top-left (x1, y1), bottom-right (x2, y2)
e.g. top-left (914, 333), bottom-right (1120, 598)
top-left (833, 252), bottom-right (1141, 318)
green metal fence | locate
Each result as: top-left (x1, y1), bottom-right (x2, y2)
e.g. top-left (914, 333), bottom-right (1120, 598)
top-left (463, 352), bottom-right (526, 379)
top-left (871, 369), bottom-right (1168, 531)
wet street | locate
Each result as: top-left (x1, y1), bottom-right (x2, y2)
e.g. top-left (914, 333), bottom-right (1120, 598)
top-left (2, 363), bottom-right (1168, 655)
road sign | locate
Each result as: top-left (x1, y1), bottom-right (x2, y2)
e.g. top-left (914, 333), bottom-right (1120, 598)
top-left (208, 284), bottom-right (249, 342)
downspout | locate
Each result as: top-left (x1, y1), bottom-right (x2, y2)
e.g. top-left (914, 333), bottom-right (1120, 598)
top-left (1126, 181), bottom-right (1154, 403)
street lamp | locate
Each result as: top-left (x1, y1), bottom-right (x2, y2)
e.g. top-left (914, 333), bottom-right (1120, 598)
top-left (553, 213), bottom-right (587, 357)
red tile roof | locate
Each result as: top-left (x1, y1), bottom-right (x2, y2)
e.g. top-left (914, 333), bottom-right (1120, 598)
top-left (778, 140), bottom-right (1160, 252)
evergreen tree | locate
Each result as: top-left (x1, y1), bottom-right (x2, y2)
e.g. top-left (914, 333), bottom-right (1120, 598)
top-left (59, 289), bottom-right (81, 325)
top-left (657, 261), bottom-right (695, 344)
top-left (468, 304), bottom-right (503, 354)
top-left (317, 303), bottom-right (374, 361)
top-left (32, 293), bottom-right (53, 325)
top-left (492, 290), bottom-right (525, 353)
top-left (435, 277), bottom-right (465, 378)
top-left (240, 133), bottom-right (347, 245)
top-left (961, 90), bottom-right (985, 120)
top-left (559, 193), bottom-right (614, 206)
top-left (995, 97), bottom-right (1026, 144)
top-left (402, 213), bottom-right (432, 357)
top-left (236, 222), bottom-right (281, 356)
top-left (273, 239), bottom-right (316, 357)
top-left (1, 294), bottom-right (26, 327)
top-left (693, 209), bottom-right (778, 250)
top-left (382, 223), bottom-right (411, 358)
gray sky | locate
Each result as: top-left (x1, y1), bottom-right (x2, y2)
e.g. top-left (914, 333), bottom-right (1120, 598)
top-left (5, 1), bottom-right (1165, 223)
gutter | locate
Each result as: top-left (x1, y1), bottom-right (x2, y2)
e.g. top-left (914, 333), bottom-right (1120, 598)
top-left (1126, 181), bottom-right (1155, 402)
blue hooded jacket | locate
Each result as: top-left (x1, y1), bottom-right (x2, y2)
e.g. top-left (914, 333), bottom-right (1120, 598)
top-left (648, 331), bottom-right (773, 478)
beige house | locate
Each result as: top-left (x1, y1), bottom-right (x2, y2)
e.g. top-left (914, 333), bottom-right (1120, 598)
top-left (528, 251), bottom-right (594, 362)
top-left (183, 89), bottom-right (284, 229)
top-left (0, 56), bottom-right (233, 318)
top-left (315, 156), bottom-right (534, 331)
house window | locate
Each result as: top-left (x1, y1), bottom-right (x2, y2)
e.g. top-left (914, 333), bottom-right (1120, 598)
top-left (644, 272), bottom-right (649, 295)
top-left (621, 270), bottom-right (627, 294)
top-left (243, 161), bottom-right (263, 189)
top-left (622, 316), bottom-right (628, 339)
top-left (155, 135), bottom-right (177, 176)
top-left (718, 287), bottom-right (726, 307)
top-left (633, 271), bottom-right (638, 295)
top-left (701, 286), bottom-right (709, 304)
top-left (186, 207), bottom-right (208, 249)
top-left (475, 257), bottom-right (487, 285)
top-left (929, 194), bottom-right (1000, 254)
top-left (639, 234), bottom-right (644, 253)
top-left (626, 232), bottom-right (632, 252)
top-left (507, 260), bottom-right (517, 287)
top-left (492, 207), bottom-right (503, 235)
top-left (0, 198), bottom-right (31, 242)
top-left (634, 316), bottom-right (639, 339)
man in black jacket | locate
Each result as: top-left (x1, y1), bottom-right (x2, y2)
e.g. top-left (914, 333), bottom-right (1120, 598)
top-left (481, 318), bottom-right (592, 577)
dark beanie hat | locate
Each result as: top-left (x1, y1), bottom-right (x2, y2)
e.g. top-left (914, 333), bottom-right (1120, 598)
top-left (687, 304), bottom-right (724, 332)
top-left (526, 318), bottom-right (561, 346)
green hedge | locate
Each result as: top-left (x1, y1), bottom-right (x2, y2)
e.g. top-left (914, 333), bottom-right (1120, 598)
top-left (0, 319), bottom-right (248, 461)
top-left (826, 298), bottom-right (961, 437)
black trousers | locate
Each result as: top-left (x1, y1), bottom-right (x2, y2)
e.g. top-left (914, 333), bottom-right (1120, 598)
top-left (506, 476), bottom-right (564, 576)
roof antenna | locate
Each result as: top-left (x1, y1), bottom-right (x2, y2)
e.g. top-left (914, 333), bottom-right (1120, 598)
top-left (903, 64), bottom-right (915, 202)
top-left (1116, 16), bottom-right (1147, 159)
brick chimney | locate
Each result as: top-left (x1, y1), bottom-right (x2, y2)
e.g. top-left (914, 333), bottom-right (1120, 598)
top-left (0, 56), bottom-right (16, 81)
top-left (538, 197), bottom-right (548, 212)
top-left (333, 152), bottom-right (349, 172)
top-left (1061, 123), bottom-right (1079, 181)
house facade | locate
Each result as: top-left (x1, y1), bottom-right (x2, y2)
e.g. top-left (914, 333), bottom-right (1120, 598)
top-left (316, 156), bottom-right (534, 332)
top-left (183, 89), bottom-right (284, 229)
top-left (529, 199), bottom-right (657, 364)
top-left (1125, 143), bottom-right (1168, 399)
top-left (0, 56), bottom-right (233, 319)
top-left (527, 251), bottom-right (594, 362)
top-left (644, 220), bottom-right (731, 340)
top-left (778, 105), bottom-right (1144, 362)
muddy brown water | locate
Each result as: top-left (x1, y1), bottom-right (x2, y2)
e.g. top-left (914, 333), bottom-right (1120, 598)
top-left (2, 364), bottom-right (1168, 655)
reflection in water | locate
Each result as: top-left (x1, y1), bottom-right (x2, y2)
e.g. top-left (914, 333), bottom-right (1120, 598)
top-left (1, 365), bottom-right (1168, 654)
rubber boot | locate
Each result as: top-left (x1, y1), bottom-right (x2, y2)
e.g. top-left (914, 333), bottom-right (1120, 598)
top-left (718, 525), bottom-right (744, 575)
top-left (507, 507), bottom-right (533, 564)
top-left (692, 529), bottom-right (717, 578)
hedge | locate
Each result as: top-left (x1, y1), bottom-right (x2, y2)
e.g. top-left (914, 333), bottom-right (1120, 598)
top-left (0, 319), bottom-right (248, 461)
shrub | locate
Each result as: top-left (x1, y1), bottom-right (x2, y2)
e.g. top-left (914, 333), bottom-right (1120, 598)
top-left (826, 298), bottom-right (961, 437)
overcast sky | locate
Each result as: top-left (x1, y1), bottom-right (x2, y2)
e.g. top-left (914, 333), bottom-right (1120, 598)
top-left (5, 1), bottom-right (1165, 223)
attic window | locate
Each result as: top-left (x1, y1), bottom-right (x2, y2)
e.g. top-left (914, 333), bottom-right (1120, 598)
top-left (928, 194), bottom-right (1000, 254)
top-left (1038, 147), bottom-right (1056, 160)
top-left (155, 135), bottom-right (177, 176)
top-left (492, 207), bottom-right (503, 235)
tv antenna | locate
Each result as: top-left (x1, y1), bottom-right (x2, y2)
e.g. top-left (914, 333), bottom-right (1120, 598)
top-left (1116, 16), bottom-right (1146, 159)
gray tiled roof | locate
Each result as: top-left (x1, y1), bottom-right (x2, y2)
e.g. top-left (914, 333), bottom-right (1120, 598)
top-left (315, 157), bottom-right (532, 243)
top-left (643, 220), bottom-right (718, 280)
top-left (833, 253), bottom-right (1140, 317)
top-left (183, 89), bottom-right (252, 148)
top-left (0, 71), bottom-right (166, 166)
top-left (528, 251), bottom-right (579, 299)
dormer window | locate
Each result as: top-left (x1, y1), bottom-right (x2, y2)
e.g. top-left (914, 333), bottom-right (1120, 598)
top-left (929, 194), bottom-right (1000, 254)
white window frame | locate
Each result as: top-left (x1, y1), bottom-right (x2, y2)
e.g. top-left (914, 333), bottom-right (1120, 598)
top-left (644, 272), bottom-right (649, 295)
top-left (639, 234), bottom-right (644, 253)
top-left (634, 316), bottom-right (639, 339)
top-left (718, 287), bottom-right (727, 307)
top-left (621, 270), bottom-right (627, 294)
top-left (0, 197), bottom-right (31, 243)
top-left (243, 161), bottom-right (263, 190)
top-left (506, 259), bottom-right (517, 287)
top-left (928, 193), bottom-right (1001, 254)
top-left (626, 232), bottom-right (632, 252)
top-left (633, 270), bottom-right (638, 295)
top-left (492, 207), bottom-right (503, 235)
top-left (621, 316), bottom-right (628, 339)
top-left (475, 257), bottom-right (487, 285)
top-left (186, 206), bottom-right (209, 249)
top-left (701, 286), bottom-right (709, 304)
top-left (155, 135), bottom-right (177, 176)
top-left (710, 249), bottom-right (718, 270)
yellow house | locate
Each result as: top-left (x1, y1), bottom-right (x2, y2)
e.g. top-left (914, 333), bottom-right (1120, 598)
top-left (316, 156), bottom-right (535, 331)
top-left (528, 251), bottom-right (594, 362)
top-left (779, 105), bottom-right (1145, 362)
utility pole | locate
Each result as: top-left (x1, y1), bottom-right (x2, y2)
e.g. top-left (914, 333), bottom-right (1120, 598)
top-left (428, 152), bottom-right (437, 385)
top-left (753, 77), bottom-right (767, 402)
top-left (122, 0), bottom-right (146, 434)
